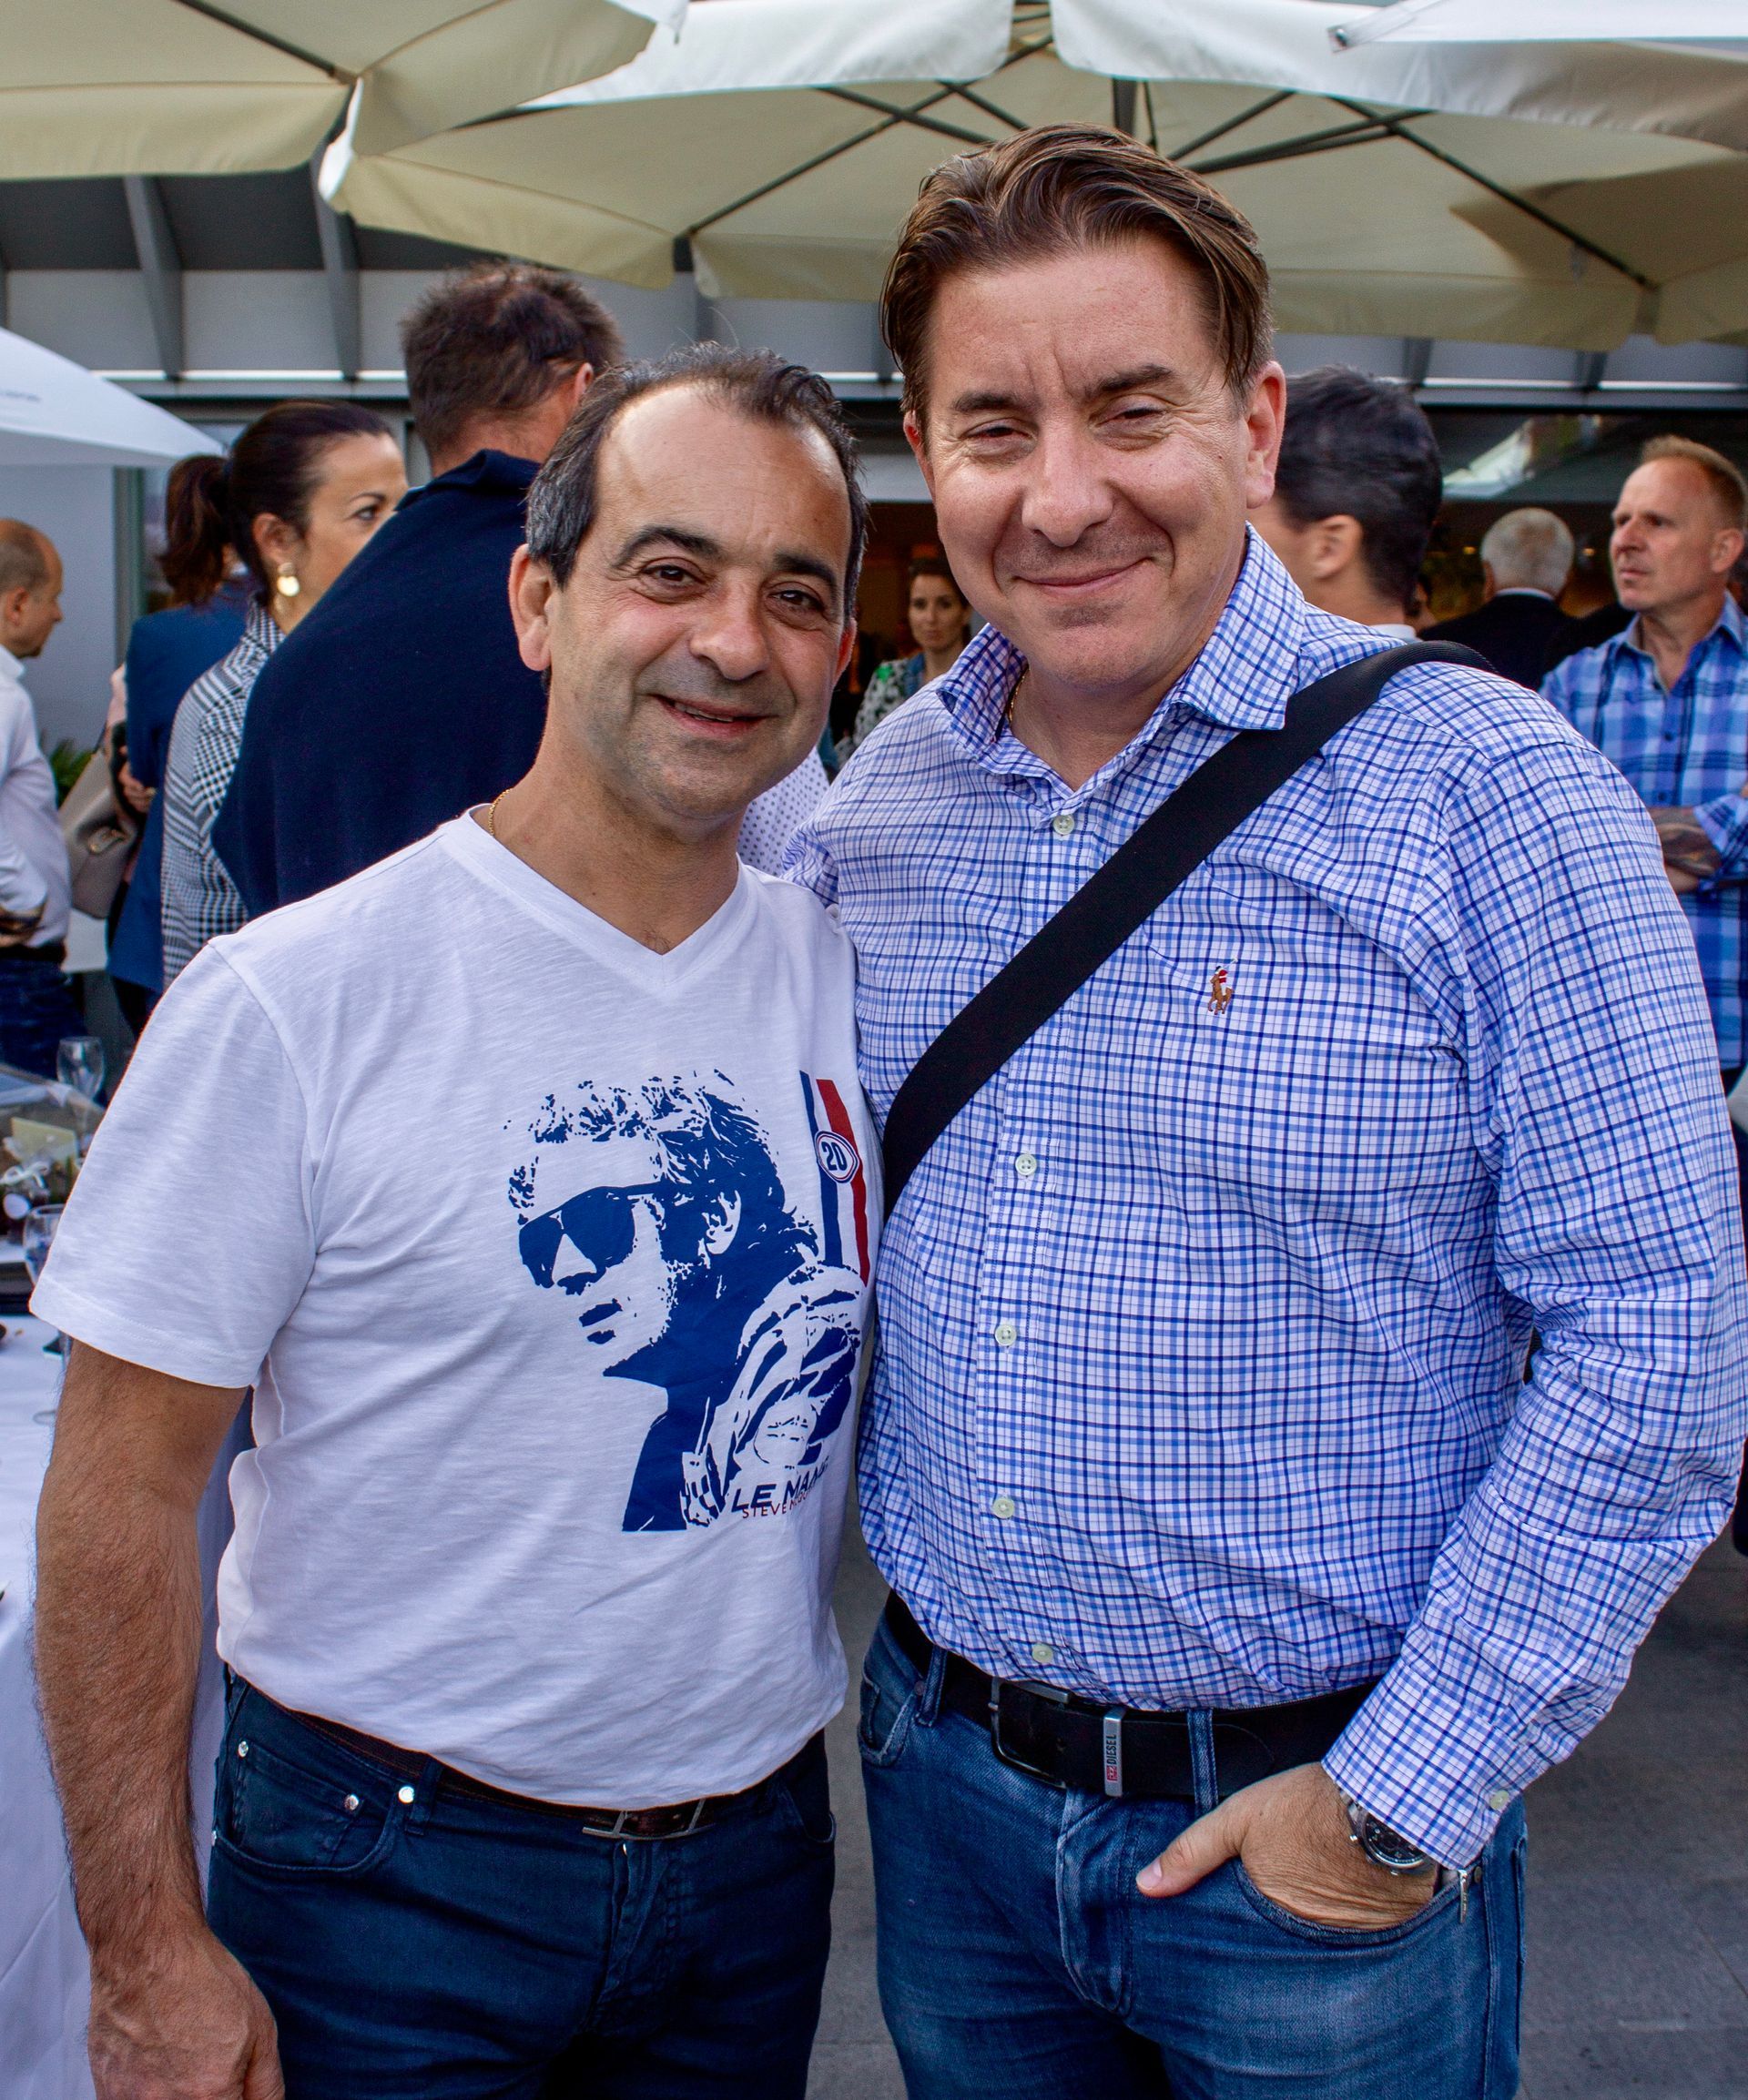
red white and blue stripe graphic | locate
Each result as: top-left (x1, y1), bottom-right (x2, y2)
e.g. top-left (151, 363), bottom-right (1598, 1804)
top-left (800, 1072), bottom-right (870, 1283)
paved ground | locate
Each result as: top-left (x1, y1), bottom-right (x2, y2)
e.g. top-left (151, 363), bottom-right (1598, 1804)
top-left (809, 1528), bottom-right (1748, 2100)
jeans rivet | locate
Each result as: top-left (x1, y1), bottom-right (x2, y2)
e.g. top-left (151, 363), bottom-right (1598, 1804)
top-left (397, 1785), bottom-right (415, 1805)
top-left (343, 1793), bottom-right (361, 1813)
top-left (237, 1741), bottom-right (249, 1759)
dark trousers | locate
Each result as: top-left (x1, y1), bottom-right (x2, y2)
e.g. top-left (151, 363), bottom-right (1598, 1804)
top-left (207, 1678), bottom-right (836, 2098)
top-left (0, 950), bottom-right (81, 1079)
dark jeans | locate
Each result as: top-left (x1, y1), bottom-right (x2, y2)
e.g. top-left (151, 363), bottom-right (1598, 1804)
top-left (0, 951), bottom-right (82, 1079)
top-left (859, 1615), bottom-right (1525, 2100)
top-left (207, 1678), bottom-right (836, 2098)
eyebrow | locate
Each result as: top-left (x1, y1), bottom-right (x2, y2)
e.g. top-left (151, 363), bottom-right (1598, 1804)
top-left (612, 524), bottom-right (842, 611)
top-left (946, 363), bottom-right (1184, 419)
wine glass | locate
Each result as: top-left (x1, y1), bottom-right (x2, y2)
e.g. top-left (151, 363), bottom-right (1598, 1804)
top-left (57, 1035), bottom-right (105, 1104)
top-left (22, 1202), bottom-right (65, 1404)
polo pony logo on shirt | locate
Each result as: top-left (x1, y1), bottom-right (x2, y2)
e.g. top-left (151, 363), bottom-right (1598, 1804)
top-left (1207, 966), bottom-right (1235, 1017)
top-left (505, 1073), bottom-right (866, 1534)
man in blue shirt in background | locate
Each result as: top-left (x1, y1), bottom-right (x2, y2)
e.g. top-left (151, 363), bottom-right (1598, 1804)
top-left (1543, 432), bottom-right (1748, 1547)
top-left (213, 264), bottom-right (618, 917)
top-left (795, 125), bottom-right (1747, 2100)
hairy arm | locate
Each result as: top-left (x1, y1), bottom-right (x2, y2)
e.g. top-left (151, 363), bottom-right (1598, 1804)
top-left (35, 1342), bottom-right (281, 2100)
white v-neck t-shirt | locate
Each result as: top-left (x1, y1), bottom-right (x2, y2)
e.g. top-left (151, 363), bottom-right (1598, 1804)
top-left (36, 817), bottom-right (879, 1807)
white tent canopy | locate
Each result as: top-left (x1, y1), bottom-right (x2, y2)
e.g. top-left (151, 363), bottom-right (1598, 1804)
top-left (1331, 1), bottom-right (1748, 49)
top-left (0, 330), bottom-right (218, 468)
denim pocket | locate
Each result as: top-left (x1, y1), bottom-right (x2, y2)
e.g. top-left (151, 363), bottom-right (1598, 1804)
top-left (857, 1617), bottom-right (921, 1770)
top-left (1230, 1859), bottom-right (1459, 1948)
top-left (772, 1736), bottom-right (838, 1849)
top-left (213, 1717), bottom-right (402, 1880)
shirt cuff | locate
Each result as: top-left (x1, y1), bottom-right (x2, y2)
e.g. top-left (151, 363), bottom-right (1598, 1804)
top-left (1322, 1649), bottom-right (1539, 1870)
top-left (1694, 794), bottom-right (1748, 884)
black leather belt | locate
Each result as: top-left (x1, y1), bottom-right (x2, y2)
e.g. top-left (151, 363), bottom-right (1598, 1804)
top-left (253, 1680), bottom-right (817, 1841)
top-left (884, 1594), bottom-right (1375, 1801)
top-left (0, 940), bottom-right (65, 969)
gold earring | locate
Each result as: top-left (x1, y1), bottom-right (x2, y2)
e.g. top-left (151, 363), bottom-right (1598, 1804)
top-left (275, 566), bottom-right (300, 599)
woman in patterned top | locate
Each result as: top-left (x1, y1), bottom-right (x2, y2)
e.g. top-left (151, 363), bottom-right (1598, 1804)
top-left (158, 403), bottom-right (405, 984)
top-left (839, 555), bottom-right (971, 761)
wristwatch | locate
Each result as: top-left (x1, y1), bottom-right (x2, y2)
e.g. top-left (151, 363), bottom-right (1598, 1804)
top-left (1337, 1791), bottom-right (1438, 1877)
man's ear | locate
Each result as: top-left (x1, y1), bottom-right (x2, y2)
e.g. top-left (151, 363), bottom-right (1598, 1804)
top-left (1242, 363), bottom-right (1286, 512)
top-left (902, 411), bottom-right (937, 502)
top-left (834, 614), bottom-right (859, 687)
top-left (1309, 515), bottom-right (1366, 584)
top-left (568, 363), bottom-right (595, 411)
top-left (509, 544), bottom-right (558, 674)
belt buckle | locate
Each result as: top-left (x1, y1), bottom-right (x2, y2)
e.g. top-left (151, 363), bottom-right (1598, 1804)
top-left (597, 1796), bottom-right (710, 1841)
top-left (988, 1678), bottom-right (1071, 1790)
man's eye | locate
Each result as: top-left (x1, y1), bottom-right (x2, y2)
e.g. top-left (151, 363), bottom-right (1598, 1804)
top-left (646, 564), bottom-right (696, 585)
top-left (776, 588), bottom-right (827, 614)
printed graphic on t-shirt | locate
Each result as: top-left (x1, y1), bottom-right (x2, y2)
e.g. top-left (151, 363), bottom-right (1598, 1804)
top-left (507, 1072), bottom-right (869, 1533)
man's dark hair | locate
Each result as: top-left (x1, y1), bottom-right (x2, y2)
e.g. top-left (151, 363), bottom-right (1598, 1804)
top-left (1274, 366), bottom-right (1444, 612)
top-left (525, 343), bottom-right (868, 610)
top-left (401, 261), bottom-right (626, 462)
top-left (881, 123), bottom-right (1273, 424)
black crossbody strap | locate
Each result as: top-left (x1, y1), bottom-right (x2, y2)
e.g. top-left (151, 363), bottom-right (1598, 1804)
top-left (880, 641), bottom-right (1487, 1214)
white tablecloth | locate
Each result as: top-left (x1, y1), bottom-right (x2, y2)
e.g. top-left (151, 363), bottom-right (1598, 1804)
top-left (0, 1327), bottom-right (238, 2100)
top-left (0, 1324), bottom-right (92, 2100)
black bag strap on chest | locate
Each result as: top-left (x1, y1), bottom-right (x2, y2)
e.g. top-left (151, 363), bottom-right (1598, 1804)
top-left (879, 641), bottom-right (1488, 1215)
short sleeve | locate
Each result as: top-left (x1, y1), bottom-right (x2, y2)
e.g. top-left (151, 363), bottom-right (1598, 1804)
top-left (32, 944), bottom-right (317, 1387)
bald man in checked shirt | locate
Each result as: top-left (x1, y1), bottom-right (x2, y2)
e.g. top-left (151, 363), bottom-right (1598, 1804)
top-left (789, 126), bottom-right (1748, 2100)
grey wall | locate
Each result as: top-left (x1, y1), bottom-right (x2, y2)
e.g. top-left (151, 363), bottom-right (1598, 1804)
top-left (0, 466), bottom-right (118, 754)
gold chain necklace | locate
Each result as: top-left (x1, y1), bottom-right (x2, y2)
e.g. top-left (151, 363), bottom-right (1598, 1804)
top-left (487, 792), bottom-right (509, 841)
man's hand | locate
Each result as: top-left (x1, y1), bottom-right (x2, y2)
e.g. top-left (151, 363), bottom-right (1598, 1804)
top-left (1135, 1761), bottom-right (1438, 1929)
top-left (1651, 806), bottom-right (1721, 896)
top-left (88, 1923), bottom-right (282, 2100)
top-left (0, 899), bottom-right (45, 948)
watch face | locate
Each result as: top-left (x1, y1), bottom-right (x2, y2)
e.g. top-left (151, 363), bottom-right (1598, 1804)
top-left (1361, 1814), bottom-right (1432, 1872)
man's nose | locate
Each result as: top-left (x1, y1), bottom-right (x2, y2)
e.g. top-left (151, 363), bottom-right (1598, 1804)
top-left (690, 586), bottom-right (772, 685)
top-left (1018, 424), bottom-right (1116, 547)
top-left (551, 1237), bottom-right (598, 1286)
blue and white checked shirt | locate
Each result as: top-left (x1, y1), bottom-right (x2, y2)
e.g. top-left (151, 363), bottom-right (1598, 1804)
top-left (1542, 597), bottom-right (1748, 1066)
top-left (789, 534), bottom-right (1748, 1867)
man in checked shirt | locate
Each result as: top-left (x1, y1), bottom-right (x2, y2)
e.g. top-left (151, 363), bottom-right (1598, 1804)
top-left (790, 127), bottom-right (1748, 2099)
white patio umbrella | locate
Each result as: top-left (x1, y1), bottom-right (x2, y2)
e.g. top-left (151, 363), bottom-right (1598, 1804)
top-left (1330, 1), bottom-right (1748, 50)
top-left (0, 329), bottom-right (218, 468)
top-left (321, 0), bottom-right (1748, 349)
top-left (0, 0), bottom-right (680, 179)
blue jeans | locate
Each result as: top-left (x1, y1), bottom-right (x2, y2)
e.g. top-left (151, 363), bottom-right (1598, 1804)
top-left (859, 1615), bottom-right (1524, 2100)
top-left (207, 1678), bottom-right (836, 2097)
top-left (0, 953), bottom-right (82, 1080)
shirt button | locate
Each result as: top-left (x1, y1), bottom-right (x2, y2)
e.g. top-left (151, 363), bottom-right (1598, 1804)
top-left (993, 1319), bottom-right (1018, 1347)
top-left (1030, 1641), bottom-right (1054, 1667)
top-left (1014, 1153), bottom-right (1038, 1180)
top-left (991, 1493), bottom-right (1017, 1519)
top-left (1488, 1788), bottom-right (1511, 1811)
top-left (1051, 810), bottom-right (1076, 838)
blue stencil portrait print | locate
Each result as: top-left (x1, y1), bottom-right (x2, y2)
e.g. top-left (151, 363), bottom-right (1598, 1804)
top-left (507, 1074), bottom-right (868, 1533)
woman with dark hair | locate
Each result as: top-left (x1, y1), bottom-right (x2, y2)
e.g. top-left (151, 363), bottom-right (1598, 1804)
top-left (159, 401), bottom-right (404, 984)
top-left (840, 555), bottom-right (971, 759)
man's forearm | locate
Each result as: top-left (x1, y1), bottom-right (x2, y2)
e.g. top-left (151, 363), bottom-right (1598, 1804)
top-left (36, 1352), bottom-right (212, 1961)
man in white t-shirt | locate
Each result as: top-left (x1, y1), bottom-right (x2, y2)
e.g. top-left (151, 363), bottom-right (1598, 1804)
top-left (33, 344), bottom-right (878, 2100)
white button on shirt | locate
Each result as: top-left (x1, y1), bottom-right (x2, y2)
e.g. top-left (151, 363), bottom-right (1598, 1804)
top-left (1015, 1153), bottom-right (1038, 1180)
top-left (0, 646), bottom-right (70, 947)
top-left (991, 1495), bottom-right (1017, 1520)
top-left (1051, 811), bottom-right (1076, 838)
top-left (993, 1319), bottom-right (1017, 1347)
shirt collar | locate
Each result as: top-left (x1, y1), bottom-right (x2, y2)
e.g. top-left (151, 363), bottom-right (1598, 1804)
top-left (401, 448), bottom-right (540, 512)
top-left (0, 642), bottom-right (21, 682)
top-left (1618, 592), bottom-right (1746, 663)
top-left (934, 529), bottom-right (1309, 776)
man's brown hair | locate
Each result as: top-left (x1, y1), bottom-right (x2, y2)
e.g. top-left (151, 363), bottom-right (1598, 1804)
top-left (1640, 433), bottom-right (1748, 533)
top-left (402, 261), bottom-right (627, 461)
top-left (880, 124), bottom-right (1272, 425)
